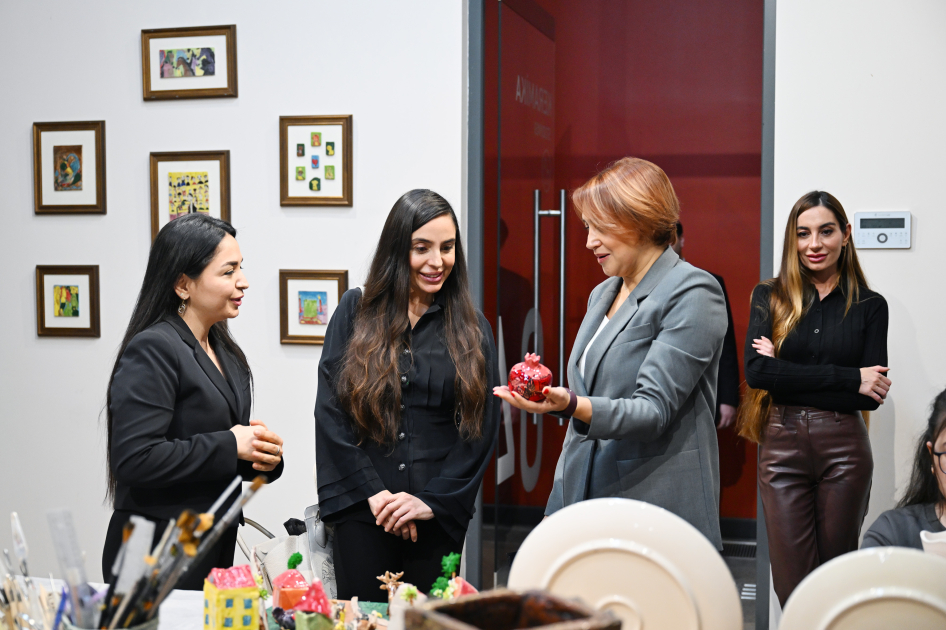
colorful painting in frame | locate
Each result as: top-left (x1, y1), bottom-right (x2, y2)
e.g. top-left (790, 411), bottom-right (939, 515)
top-left (150, 151), bottom-right (230, 240)
top-left (141, 25), bottom-right (237, 100)
top-left (279, 270), bottom-right (348, 345)
top-left (36, 265), bottom-right (100, 337)
top-left (32, 121), bottom-right (106, 214)
top-left (279, 115), bottom-right (352, 206)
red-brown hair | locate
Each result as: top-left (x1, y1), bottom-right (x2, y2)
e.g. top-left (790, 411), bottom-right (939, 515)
top-left (572, 157), bottom-right (680, 246)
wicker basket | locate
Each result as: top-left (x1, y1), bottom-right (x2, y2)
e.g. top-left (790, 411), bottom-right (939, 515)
top-left (404, 589), bottom-right (619, 630)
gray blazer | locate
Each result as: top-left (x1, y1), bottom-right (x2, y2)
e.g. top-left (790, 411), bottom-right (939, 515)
top-left (545, 247), bottom-right (727, 549)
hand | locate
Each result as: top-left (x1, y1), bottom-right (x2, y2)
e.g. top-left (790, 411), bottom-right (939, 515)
top-left (859, 366), bottom-right (891, 404)
top-left (233, 419), bottom-right (284, 472)
top-left (717, 403), bottom-right (737, 430)
top-left (393, 521), bottom-right (418, 541)
top-left (752, 336), bottom-right (775, 358)
top-left (368, 490), bottom-right (393, 518)
top-left (375, 493), bottom-right (433, 538)
top-left (492, 385), bottom-right (570, 415)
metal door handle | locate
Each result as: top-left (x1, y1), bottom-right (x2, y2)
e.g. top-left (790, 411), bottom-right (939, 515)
top-left (535, 189), bottom-right (566, 425)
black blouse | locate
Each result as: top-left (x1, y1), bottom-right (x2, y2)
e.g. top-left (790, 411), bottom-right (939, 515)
top-left (314, 288), bottom-right (500, 543)
top-left (744, 282), bottom-right (888, 412)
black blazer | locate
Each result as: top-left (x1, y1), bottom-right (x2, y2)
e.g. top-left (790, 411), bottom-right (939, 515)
top-left (109, 317), bottom-right (283, 521)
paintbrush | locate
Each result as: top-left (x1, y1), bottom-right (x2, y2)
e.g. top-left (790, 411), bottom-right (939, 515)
top-left (148, 476), bottom-right (267, 615)
top-left (98, 521), bottom-right (135, 628)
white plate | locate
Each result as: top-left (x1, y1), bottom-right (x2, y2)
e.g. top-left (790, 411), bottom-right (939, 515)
top-left (507, 498), bottom-right (741, 630)
top-left (781, 547), bottom-right (946, 630)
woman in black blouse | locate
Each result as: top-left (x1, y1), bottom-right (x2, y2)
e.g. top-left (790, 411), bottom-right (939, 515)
top-left (738, 191), bottom-right (890, 607)
top-left (315, 190), bottom-right (499, 599)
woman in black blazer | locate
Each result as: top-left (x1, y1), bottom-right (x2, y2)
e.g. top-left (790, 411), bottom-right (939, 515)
top-left (315, 190), bottom-right (499, 600)
top-left (103, 214), bottom-right (285, 589)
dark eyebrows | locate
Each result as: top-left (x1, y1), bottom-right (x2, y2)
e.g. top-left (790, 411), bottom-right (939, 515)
top-left (797, 221), bottom-right (838, 231)
top-left (221, 259), bottom-right (242, 268)
top-left (412, 238), bottom-right (456, 245)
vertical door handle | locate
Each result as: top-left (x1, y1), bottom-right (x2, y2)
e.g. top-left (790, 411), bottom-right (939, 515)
top-left (536, 189), bottom-right (567, 425)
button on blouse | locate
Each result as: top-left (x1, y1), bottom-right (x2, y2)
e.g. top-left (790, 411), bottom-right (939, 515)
top-left (744, 282), bottom-right (889, 412)
top-left (315, 288), bottom-right (500, 542)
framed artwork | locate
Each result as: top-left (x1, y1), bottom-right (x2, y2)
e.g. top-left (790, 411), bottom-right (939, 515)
top-left (149, 151), bottom-right (231, 240)
top-left (141, 25), bottom-right (238, 100)
top-left (32, 121), bottom-right (106, 214)
top-left (35, 265), bottom-right (101, 338)
top-left (279, 269), bottom-right (348, 345)
top-left (279, 115), bottom-right (352, 206)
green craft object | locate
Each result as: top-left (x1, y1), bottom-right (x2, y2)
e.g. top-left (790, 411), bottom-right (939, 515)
top-left (287, 552), bottom-right (303, 570)
top-left (441, 552), bottom-right (461, 577)
top-left (294, 611), bottom-right (334, 630)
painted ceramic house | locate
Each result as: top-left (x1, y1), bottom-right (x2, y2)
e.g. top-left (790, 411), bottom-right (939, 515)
top-left (203, 565), bottom-right (260, 630)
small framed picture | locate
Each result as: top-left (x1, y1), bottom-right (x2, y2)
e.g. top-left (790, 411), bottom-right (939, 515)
top-left (141, 25), bottom-right (238, 100)
top-left (32, 121), bottom-right (107, 214)
top-left (35, 265), bottom-right (101, 338)
top-left (279, 269), bottom-right (348, 345)
top-left (150, 151), bottom-right (231, 240)
top-left (279, 115), bottom-right (352, 206)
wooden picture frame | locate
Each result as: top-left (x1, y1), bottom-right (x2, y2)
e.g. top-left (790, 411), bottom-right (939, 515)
top-left (279, 115), bottom-right (353, 206)
top-left (32, 121), bottom-right (106, 214)
top-left (279, 269), bottom-right (349, 345)
top-left (35, 265), bottom-right (101, 338)
top-left (149, 150), bottom-right (231, 240)
top-left (141, 25), bottom-right (238, 100)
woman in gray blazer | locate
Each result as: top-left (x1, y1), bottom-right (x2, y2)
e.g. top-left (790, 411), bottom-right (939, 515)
top-left (494, 157), bottom-right (728, 548)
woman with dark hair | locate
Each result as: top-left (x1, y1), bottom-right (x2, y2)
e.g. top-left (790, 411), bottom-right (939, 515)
top-left (103, 214), bottom-right (284, 589)
top-left (738, 191), bottom-right (890, 606)
top-left (315, 189), bottom-right (499, 600)
top-left (862, 388), bottom-right (946, 548)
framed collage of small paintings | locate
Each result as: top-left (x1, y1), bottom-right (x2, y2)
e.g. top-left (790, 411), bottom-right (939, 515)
top-left (35, 265), bottom-right (101, 338)
top-left (32, 121), bottom-right (107, 215)
top-left (279, 115), bottom-right (353, 206)
top-left (149, 151), bottom-right (231, 240)
top-left (140, 25), bottom-right (238, 100)
top-left (279, 269), bottom-right (348, 345)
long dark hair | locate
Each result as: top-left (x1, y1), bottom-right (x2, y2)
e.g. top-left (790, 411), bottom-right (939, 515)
top-left (336, 190), bottom-right (486, 445)
top-left (899, 388), bottom-right (946, 508)
top-left (105, 214), bottom-right (251, 502)
top-left (738, 191), bottom-right (870, 443)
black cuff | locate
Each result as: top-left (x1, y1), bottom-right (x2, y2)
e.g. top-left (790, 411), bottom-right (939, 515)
top-left (550, 389), bottom-right (578, 419)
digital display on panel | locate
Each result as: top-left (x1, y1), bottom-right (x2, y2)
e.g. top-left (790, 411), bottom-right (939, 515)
top-left (860, 218), bottom-right (905, 229)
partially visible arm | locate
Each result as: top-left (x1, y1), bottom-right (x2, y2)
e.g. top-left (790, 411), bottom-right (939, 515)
top-left (861, 511), bottom-right (896, 549)
top-left (582, 272), bottom-right (728, 442)
top-left (110, 330), bottom-right (239, 488)
top-left (714, 275), bottom-right (741, 408)
top-left (315, 290), bottom-right (386, 513)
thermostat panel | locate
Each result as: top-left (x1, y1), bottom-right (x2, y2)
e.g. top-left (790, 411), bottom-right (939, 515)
top-left (853, 211), bottom-right (911, 249)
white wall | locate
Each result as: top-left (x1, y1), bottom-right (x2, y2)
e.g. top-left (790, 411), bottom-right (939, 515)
top-left (775, 1), bottom-right (946, 533)
top-left (0, 1), bottom-right (466, 580)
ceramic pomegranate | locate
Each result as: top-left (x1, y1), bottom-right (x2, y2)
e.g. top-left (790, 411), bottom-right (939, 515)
top-left (508, 353), bottom-right (553, 402)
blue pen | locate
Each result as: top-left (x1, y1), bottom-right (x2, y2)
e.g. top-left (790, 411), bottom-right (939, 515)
top-left (53, 586), bottom-right (68, 630)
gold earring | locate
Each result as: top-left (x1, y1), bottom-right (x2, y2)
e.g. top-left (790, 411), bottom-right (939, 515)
top-left (178, 299), bottom-right (187, 316)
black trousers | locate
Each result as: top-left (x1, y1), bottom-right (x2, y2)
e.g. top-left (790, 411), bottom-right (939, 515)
top-left (333, 516), bottom-right (463, 601)
top-left (102, 510), bottom-right (239, 591)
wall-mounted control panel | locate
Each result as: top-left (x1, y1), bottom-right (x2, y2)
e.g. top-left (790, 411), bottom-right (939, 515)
top-left (853, 211), bottom-right (911, 249)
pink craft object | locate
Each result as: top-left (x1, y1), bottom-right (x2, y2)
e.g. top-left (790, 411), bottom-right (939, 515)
top-left (207, 565), bottom-right (256, 589)
top-left (451, 577), bottom-right (478, 598)
top-left (508, 353), bottom-right (553, 402)
top-left (292, 580), bottom-right (332, 616)
top-left (272, 570), bottom-right (309, 610)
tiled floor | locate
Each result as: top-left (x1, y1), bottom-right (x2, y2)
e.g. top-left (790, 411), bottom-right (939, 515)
top-left (482, 525), bottom-right (758, 629)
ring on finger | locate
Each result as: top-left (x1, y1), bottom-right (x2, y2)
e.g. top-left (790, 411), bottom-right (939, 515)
top-left (275, 444), bottom-right (281, 456)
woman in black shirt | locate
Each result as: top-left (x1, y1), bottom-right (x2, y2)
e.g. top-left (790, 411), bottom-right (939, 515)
top-left (738, 191), bottom-right (890, 607)
top-left (315, 190), bottom-right (499, 599)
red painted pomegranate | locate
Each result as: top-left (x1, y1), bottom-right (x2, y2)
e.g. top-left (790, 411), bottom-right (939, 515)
top-left (508, 353), bottom-right (553, 402)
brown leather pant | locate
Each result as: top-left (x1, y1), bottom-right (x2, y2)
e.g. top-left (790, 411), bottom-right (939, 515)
top-left (758, 405), bottom-right (873, 607)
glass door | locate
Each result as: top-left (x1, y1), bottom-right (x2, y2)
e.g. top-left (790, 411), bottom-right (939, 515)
top-left (482, 0), bottom-right (565, 588)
